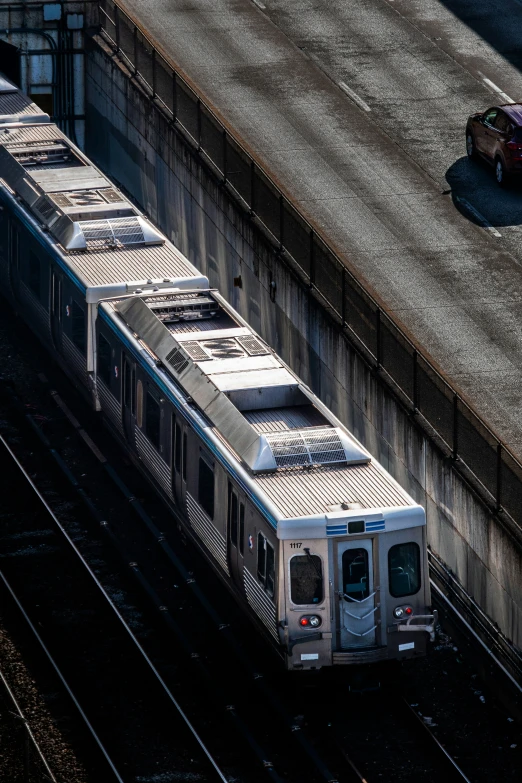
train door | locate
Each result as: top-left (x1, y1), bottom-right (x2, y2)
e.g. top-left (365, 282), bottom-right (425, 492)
top-left (50, 268), bottom-right (63, 352)
top-left (122, 353), bottom-right (136, 443)
top-left (170, 413), bottom-right (187, 507)
top-left (338, 539), bottom-right (377, 648)
top-left (227, 482), bottom-right (246, 585)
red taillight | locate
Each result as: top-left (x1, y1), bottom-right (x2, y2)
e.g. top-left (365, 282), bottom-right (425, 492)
top-left (507, 141), bottom-right (522, 151)
top-left (405, 607), bottom-right (413, 615)
top-left (300, 617), bottom-right (310, 626)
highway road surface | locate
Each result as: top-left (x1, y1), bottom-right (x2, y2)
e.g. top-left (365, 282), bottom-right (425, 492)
top-left (119, 0), bottom-right (522, 454)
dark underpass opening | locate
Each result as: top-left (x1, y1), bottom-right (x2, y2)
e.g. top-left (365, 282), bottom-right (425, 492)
top-left (0, 39), bottom-right (21, 86)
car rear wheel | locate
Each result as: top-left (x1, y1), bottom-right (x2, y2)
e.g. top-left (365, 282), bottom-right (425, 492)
top-left (466, 132), bottom-right (477, 159)
top-left (495, 157), bottom-right (508, 187)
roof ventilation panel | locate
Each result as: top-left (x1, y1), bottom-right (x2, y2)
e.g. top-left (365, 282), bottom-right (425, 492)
top-left (265, 427), bottom-right (369, 468)
top-left (33, 194), bottom-right (60, 226)
top-left (55, 215), bottom-right (166, 251)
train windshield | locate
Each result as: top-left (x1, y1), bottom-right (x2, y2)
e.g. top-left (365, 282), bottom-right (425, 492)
top-left (290, 553), bottom-right (323, 604)
top-left (388, 542), bottom-right (421, 597)
top-left (342, 548), bottom-right (370, 601)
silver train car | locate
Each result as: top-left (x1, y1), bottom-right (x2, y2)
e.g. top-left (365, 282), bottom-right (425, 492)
top-left (0, 76), bottom-right (436, 670)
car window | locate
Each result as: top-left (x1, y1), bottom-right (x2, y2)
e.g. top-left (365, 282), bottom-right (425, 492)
top-left (483, 108), bottom-right (498, 126)
top-left (515, 127), bottom-right (522, 142)
top-left (494, 112), bottom-right (511, 133)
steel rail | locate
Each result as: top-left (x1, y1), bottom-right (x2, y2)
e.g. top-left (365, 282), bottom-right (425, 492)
top-left (400, 697), bottom-right (472, 782)
top-left (430, 580), bottom-right (522, 696)
top-left (0, 665), bottom-right (58, 783)
top-left (45, 389), bottom-right (340, 783)
top-left (0, 433), bottom-right (229, 783)
top-left (1, 383), bottom-right (294, 782)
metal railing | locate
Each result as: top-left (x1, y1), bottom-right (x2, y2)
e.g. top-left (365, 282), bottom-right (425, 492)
top-left (91, 0), bottom-right (522, 538)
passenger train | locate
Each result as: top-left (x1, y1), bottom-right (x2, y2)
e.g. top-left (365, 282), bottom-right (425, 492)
top-left (0, 76), bottom-right (437, 670)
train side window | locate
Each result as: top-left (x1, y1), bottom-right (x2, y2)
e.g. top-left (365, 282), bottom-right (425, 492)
top-left (257, 533), bottom-right (275, 597)
top-left (9, 223), bottom-right (19, 268)
top-left (71, 300), bottom-right (86, 354)
top-left (136, 380), bottom-right (143, 428)
top-left (228, 484), bottom-right (238, 547)
top-left (198, 456), bottom-right (214, 519)
top-left (290, 553), bottom-right (323, 605)
top-left (257, 533), bottom-right (266, 584)
top-left (130, 368), bottom-right (135, 415)
top-left (239, 503), bottom-right (245, 556)
top-left (266, 541), bottom-right (275, 596)
top-left (28, 252), bottom-right (40, 298)
top-left (145, 391), bottom-right (161, 450)
top-left (123, 358), bottom-right (134, 411)
top-left (388, 542), bottom-right (421, 597)
top-left (182, 433), bottom-right (187, 481)
top-left (174, 421), bottom-right (182, 472)
top-left (97, 333), bottom-right (112, 385)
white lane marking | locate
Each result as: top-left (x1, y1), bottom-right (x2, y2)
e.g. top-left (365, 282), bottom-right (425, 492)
top-left (252, 0), bottom-right (266, 9)
top-left (338, 81), bottom-right (371, 112)
top-left (454, 196), bottom-right (502, 238)
top-left (479, 73), bottom-right (514, 104)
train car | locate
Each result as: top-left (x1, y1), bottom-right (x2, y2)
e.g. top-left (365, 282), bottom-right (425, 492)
top-left (0, 76), bottom-right (437, 670)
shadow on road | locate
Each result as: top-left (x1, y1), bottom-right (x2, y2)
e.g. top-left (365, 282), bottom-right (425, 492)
top-left (446, 155), bottom-right (522, 229)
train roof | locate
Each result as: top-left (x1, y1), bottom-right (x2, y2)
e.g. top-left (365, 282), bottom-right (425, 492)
top-left (105, 289), bottom-right (414, 517)
top-left (0, 79), bottom-right (417, 522)
top-left (0, 81), bottom-right (206, 300)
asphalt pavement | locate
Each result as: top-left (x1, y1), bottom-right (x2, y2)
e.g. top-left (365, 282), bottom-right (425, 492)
top-left (119, 0), bottom-right (522, 454)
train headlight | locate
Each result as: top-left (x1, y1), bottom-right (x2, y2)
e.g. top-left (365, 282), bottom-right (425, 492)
top-left (300, 615), bottom-right (322, 628)
top-left (393, 606), bottom-right (413, 619)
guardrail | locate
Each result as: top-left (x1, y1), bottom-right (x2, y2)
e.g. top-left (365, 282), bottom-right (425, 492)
top-left (90, 0), bottom-right (522, 538)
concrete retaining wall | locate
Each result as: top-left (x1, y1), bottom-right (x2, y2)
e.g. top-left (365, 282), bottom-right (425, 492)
top-left (85, 41), bottom-right (522, 650)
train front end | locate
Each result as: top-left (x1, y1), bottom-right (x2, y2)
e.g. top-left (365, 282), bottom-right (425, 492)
top-left (278, 505), bottom-right (437, 670)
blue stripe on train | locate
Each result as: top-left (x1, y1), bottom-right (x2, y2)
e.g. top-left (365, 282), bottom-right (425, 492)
top-left (326, 521), bottom-right (386, 536)
top-left (366, 522), bottom-right (386, 531)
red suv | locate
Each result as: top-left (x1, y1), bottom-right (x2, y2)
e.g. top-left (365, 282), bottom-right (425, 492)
top-left (466, 104), bottom-right (522, 186)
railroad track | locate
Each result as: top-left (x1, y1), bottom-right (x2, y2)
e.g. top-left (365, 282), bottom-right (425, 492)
top-left (1, 306), bottom-right (518, 782)
top-left (0, 433), bottom-right (228, 783)
top-left (0, 661), bottom-right (58, 783)
top-left (310, 687), bottom-right (471, 783)
top-left (0, 371), bottom-right (350, 782)
top-left (0, 372), bottom-right (468, 783)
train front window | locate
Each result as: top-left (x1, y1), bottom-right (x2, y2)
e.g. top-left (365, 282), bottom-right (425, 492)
top-left (342, 548), bottom-right (370, 601)
top-left (290, 553), bottom-right (323, 605)
top-left (388, 542), bottom-right (421, 598)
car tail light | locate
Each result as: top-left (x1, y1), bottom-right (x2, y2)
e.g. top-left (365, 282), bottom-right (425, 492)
top-left (300, 615), bottom-right (322, 628)
top-left (507, 142), bottom-right (522, 152)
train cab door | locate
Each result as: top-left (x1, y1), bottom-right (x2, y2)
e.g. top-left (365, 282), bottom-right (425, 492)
top-left (122, 353), bottom-right (136, 444)
top-left (338, 539), bottom-right (378, 648)
top-left (227, 482), bottom-right (246, 586)
top-left (50, 269), bottom-right (63, 352)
